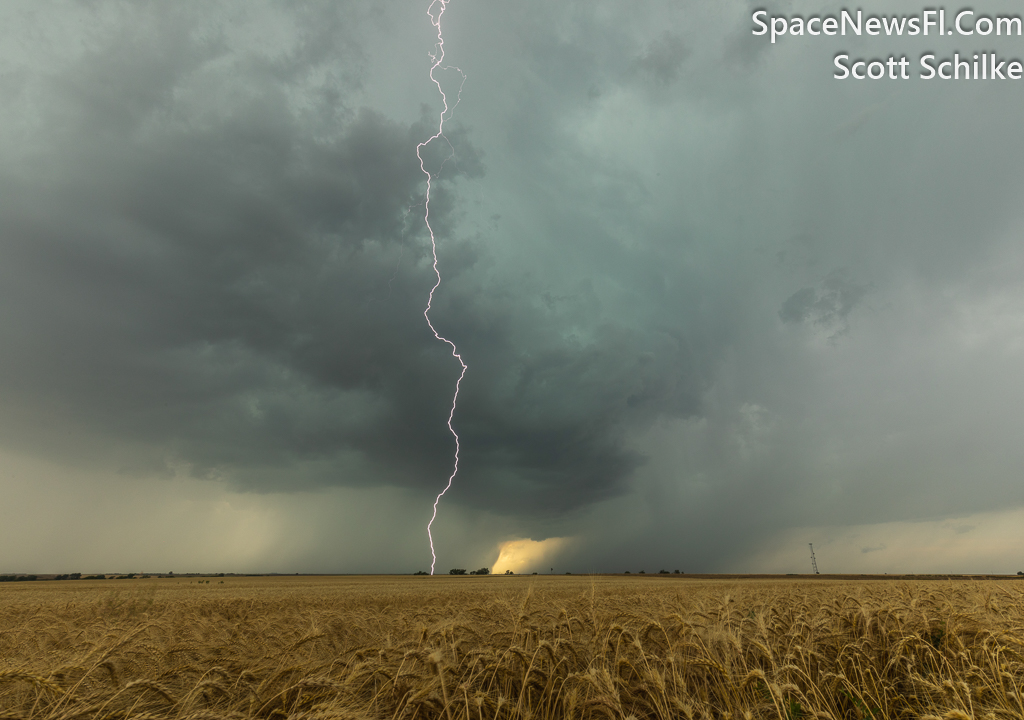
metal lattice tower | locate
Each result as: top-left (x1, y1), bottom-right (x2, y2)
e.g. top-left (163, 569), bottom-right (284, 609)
top-left (809, 543), bottom-right (819, 574)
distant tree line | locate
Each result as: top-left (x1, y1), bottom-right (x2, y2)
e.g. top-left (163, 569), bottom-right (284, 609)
top-left (0, 573), bottom-right (168, 581)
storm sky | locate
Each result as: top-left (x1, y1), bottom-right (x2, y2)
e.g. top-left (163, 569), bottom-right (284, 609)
top-left (2, 0), bottom-right (1024, 575)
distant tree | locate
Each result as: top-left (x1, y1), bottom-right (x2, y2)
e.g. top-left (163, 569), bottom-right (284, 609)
top-left (624, 571), bottom-right (630, 574)
top-left (472, 568), bottom-right (490, 575)
top-left (673, 570), bottom-right (680, 574)
top-left (639, 570), bottom-right (646, 574)
top-left (449, 569), bottom-right (467, 575)
top-left (504, 570), bottom-right (514, 575)
top-left (659, 570), bottom-right (669, 574)
top-left (1018, 571), bottom-right (1023, 576)
top-left (414, 571), bottom-right (429, 575)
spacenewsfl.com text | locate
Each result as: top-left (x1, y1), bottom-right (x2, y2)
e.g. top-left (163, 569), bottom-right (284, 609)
top-left (751, 8), bottom-right (1024, 79)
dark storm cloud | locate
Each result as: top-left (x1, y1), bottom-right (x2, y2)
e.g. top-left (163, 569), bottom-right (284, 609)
top-left (6, 0), bottom-right (1024, 574)
top-left (0, 4), bottom-right (463, 483)
top-left (443, 0), bottom-right (1024, 572)
top-left (0, 1), bottom-right (714, 517)
top-left (779, 270), bottom-right (870, 336)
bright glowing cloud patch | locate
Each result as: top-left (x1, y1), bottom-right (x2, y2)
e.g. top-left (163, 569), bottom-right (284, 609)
top-left (491, 537), bottom-right (573, 574)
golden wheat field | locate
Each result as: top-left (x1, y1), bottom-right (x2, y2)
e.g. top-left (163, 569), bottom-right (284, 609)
top-left (2, 575), bottom-right (1024, 720)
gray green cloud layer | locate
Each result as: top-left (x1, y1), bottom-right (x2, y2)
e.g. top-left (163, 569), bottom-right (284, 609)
top-left (2, 0), bottom-right (1023, 574)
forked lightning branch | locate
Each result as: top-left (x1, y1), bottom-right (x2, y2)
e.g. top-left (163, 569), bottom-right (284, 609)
top-left (417, 0), bottom-right (468, 575)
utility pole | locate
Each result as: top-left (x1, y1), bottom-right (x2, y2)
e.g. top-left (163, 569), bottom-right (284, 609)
top-left (809, 543), bottom-right (819, 574)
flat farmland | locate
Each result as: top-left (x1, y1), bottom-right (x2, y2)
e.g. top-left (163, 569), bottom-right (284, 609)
top-left (2, 575), bottom-right (1023, 719)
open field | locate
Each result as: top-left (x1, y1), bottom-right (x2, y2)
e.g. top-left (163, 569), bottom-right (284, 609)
top-left (2, 576), bottom-right (1024, 720)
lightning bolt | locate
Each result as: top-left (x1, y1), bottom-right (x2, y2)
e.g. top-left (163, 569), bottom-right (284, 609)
top-left (417, 0), bottom-right (466, 576)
